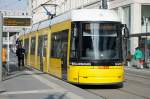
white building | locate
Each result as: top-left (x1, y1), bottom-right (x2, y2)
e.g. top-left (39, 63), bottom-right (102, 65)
top-left (0, 0), bottom-right (32, 47)
top-left (109, 0), bottom-right (150, 54)
top-left (32, 0), bottom-right (101, 23)
top-left (0, 0), bottom-right (32, 63)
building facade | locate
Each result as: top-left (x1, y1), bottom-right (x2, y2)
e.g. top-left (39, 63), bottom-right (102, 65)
top-left (0, 0), bottom-right (32, 63)
top-left (0, 0), bottom-right (32, 46)
top-left (32, 0), bottom-right (101, 23)
top-left (109, 0), bottom-right (150, 54)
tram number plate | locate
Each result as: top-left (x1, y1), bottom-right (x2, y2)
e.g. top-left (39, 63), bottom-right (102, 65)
top-left (98, 66), bottom-right (109, 69)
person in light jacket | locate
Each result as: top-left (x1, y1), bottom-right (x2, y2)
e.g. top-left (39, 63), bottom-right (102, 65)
top-left (133, 47), bottom-right (144, 69)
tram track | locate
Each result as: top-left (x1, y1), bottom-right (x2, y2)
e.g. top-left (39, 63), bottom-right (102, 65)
top-left (82, 76), bottom-right (150, 99)
top-left (125, 78), bottom-right (150, 88)
top-left (125, 72), bottom-right (150, 80)
top-left (77, 70), bottom-right (150, 99)
top-left (125, 72), bottom-right (150, 88)
top-left (86, 87), bottom-right (150, 99)
top-left (118, 88), bottom-right (150, 99)
top-left (85, 89), bottom-right (107, 99)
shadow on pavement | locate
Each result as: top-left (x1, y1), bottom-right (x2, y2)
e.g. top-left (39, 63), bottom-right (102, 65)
top-left (4, 72), bottom-right (46, 81)
top-left (4, 63), bottom-right (46, 81)
top-left (77, 84), bottom-right (122, 89)
top-left (45, 93), bottom-right (68, 99)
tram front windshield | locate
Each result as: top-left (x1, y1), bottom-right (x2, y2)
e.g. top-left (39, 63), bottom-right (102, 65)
top-left (71, 22), bottom-right (122, 61)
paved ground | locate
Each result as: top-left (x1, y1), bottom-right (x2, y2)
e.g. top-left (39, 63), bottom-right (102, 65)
top-left (0, 52), bottom-right (102, 99)
top-left (0, 64), bottom-right (102, 99)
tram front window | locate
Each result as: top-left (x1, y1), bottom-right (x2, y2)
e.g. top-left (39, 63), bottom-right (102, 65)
top-left (81, 23), bottom-right (120, 60)
top-left (70, 22), bottom-right (122, 61)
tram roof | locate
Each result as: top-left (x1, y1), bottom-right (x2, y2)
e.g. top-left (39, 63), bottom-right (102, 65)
top-left (30, 9), bottom-right (120, 33)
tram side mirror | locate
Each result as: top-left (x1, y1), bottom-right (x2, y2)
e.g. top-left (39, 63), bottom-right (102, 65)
top-left (122, 24), bottom-right (129, 38)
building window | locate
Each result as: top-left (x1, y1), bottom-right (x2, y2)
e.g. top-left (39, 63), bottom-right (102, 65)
top-left (123, 6), bottom-right (131, 32)
top-left (142, 5), bottom-right (150, 33)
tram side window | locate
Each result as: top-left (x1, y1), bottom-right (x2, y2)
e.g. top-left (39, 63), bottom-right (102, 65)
top-left (51, 30), bottom-right (68, 58)
top-left (30, 37), bottom-right (36, 55)
top-left (43, 35), bottom-right (47, 57)
top-left (51, 34), bottom-right (61, 58)
top-left (38, 36), bottom-right (42, 56)
top-left (24, 38), bottom-right (29, 54)
top-left (38, 35), bottom-right (47, 57)
top-left (70, 23), bottom-right (79, 59)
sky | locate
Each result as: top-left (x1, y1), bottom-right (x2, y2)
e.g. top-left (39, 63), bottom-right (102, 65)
top-left (0, 0), bottom-right (28, 11)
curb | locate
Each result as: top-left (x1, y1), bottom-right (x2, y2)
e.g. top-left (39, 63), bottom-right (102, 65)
top-left (0, 82), bottom-right (5, 93)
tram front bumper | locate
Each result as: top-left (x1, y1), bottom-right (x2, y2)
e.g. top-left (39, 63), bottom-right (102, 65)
top-left (78, 68), bottom-right (124, 84)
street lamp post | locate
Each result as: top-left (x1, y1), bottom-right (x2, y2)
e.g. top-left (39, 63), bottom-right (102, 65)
top-left (0, 12), bottom-right (3, 81)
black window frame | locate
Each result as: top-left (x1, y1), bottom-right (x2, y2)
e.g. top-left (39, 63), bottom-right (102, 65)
top-left (70, 21), bottom-right (123, 65)
top-left (30, 36), bottom-right (36, 55)
top-left (24, 38), bottom-right (29, 54)
top-left (50, 29), bottom-right (69, 58)
top-left (37, 35), bottom-right (47, 57)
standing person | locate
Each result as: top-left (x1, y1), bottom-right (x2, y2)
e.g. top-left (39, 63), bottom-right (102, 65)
top-left (133, 47), bottom-right (144, 69)
top-left (16, 45), bottom-right (25, 70)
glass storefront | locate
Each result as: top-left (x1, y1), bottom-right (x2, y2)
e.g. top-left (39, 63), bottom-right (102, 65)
top-left (142, 5), bottom-right (150, 33)
top-left (141, 5), bottom-right (150, 64)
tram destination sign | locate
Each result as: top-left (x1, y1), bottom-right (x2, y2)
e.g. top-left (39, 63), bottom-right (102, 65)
top-left (4, 18), bottom-right (31, 26)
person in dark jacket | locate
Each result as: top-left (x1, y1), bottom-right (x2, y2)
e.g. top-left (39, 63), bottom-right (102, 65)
top-left (16, 45), bottom-right (25, 70)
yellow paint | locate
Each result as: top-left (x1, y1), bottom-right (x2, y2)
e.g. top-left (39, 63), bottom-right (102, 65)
top-left (23, 34), bottom-right (30, 66)
top-left (30, 55), bottom-right (36, 68)
top-left (36, 56), bottom-right (47, 71)
top-left (35, 28), bottom-right (49, 72)
top-left (47, 28), bottom-right (51, 73)
top-left (34, 31), bottom-right (38, 69)
top-left (28, 36), bottom-right (31, 67)
top-left (68, 65), bottom-right (124, 84)
top-left (28, 32), bottom-right (37, 68)
top-left (49, 58), bottom-right (62, 78)
top-left (43, 57), bottom-right (47, 72)
top-left (48, 20), bottom-right (71, 78)
top-left (51, 20), bottom-right (71, 33)
top-left (36, 56), bottom-right (40, 70)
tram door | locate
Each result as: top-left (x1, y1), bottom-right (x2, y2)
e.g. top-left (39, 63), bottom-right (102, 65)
top-left (61, 31), bottom-right (68, 80)
top-left (38, 35), bottom-right (47, 71)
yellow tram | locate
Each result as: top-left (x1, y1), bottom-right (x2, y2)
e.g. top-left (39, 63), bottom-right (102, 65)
top-left (19, 9), bottom-right (126, 86)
